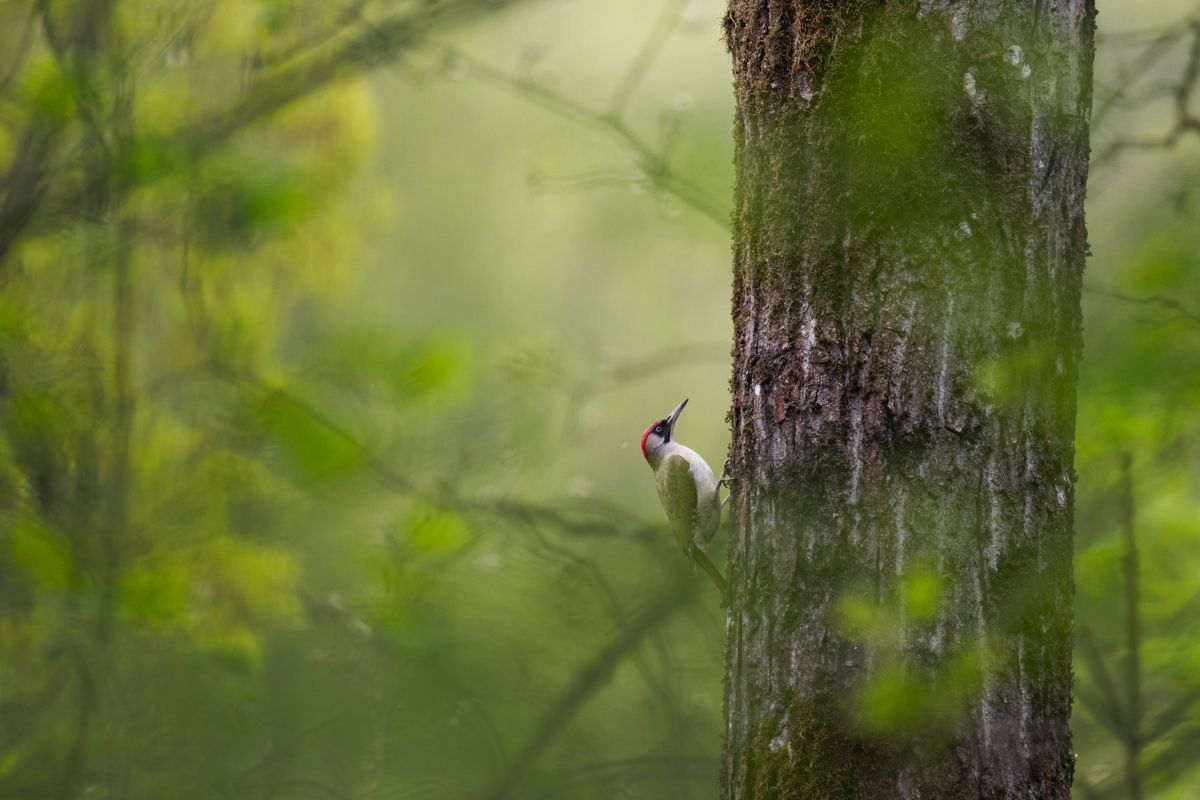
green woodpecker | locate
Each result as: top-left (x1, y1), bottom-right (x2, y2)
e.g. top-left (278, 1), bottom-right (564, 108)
top-left (640, 398), bottom-right (726, 599)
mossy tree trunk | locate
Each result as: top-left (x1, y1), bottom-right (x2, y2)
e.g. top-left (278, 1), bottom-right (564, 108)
top-left (721, 2), bottom-right (1095, 798)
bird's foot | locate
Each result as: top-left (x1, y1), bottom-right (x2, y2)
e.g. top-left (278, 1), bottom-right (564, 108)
top-left (718, 459), bottom-right (736, 503)
top-left (718, 458), bottom-right (735, 486)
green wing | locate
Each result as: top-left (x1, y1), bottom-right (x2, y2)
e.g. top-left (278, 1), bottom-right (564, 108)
top-left (656, 455), bottom-right (697, 557)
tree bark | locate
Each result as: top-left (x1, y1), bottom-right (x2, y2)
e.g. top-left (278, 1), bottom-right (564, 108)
top-left (722, 2), bottom-right (1094, 798)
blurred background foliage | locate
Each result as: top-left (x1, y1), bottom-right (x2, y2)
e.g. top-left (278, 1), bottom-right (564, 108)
top-left (0, 0), bottom-right (1196, 798)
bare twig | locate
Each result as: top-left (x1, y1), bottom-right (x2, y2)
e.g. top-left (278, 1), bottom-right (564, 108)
top-left (1093, 29), bottom-right (1184, 128)
top-left (565, 341), bottom-right (727, 432)
top-left (439, 46), bottom-right (727, 228)
top-left (1084, 285), bottom-right (1200, 327)
top-left (1095, 19), bottom-right (1200, 165)
top-left (1097, 3), bottom-right (1200, 46)
top-left (606, 0), bottom-right (688, 117)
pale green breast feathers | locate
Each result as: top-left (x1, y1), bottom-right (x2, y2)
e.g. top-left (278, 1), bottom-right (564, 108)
top-left (656, 454), bottom-right (720, 556)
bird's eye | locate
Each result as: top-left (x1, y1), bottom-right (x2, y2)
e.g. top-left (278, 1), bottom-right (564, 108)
top-left (654, 425), bottom-right (663, 434)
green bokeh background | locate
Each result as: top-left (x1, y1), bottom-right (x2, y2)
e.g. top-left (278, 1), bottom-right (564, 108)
top-left (0, 0), bottom-right (1198, 797)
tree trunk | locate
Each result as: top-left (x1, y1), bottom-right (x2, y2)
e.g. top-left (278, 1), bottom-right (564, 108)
top-left (721, 2), bottom-right (1094, 798)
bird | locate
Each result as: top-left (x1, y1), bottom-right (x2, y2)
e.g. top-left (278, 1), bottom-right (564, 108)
top-left (640, 398), bottom-right (727, 600)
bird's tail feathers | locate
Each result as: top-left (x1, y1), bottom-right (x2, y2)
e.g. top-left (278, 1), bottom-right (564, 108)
top-left (690, 547), bottom-right (727, 606)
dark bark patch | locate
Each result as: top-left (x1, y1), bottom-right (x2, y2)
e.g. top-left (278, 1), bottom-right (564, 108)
top-left (726, 0), bottom-right (880, 110)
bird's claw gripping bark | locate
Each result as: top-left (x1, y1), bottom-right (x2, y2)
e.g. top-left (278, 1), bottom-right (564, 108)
top-left (718, 458), bottom-right (735, 488)
top-left (718, 459), bottom-right (736, 508)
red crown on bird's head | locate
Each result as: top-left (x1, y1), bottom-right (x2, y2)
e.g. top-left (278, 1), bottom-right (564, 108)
top-left (640, 399), bottom-right (687, 465)
top-left (640, 423), bottom-right (657, 464)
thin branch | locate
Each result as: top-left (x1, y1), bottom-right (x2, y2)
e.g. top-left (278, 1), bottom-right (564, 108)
top-left (475, 583), bottom-right (694, 800)
top-left (527, 167), bottom-right (646, 193)
top-left (1093, 28), bottom-right (1185, 128)
top-left (565, 341), bottom-right (727, 432)
top-left (1095, 19), bottom-right (1200, 165)
top-left (606, 0), bottom-right (687, 117)
top-left (216, 381), bottom-right (728, 795)
top-left (1096, 3), bottom-right (1200, 46)
top-left (169, 2), bottom-right (479, 157)
top-left (0, 0), bottom-right (534, 273)
top-left (1084, 285), bottom-right (1200, 327)
top-left (440, 46), bottom-right (728, 228)
top-left (256, 0), bottom-right (378, 71)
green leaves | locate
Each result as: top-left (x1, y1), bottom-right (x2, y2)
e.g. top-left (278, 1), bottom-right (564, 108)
top-left (405, 507), bottom-right (470, 554)
top-left (120, 537), bottom-right (298, 666)
top-left (194, 157), bottom-right (320, 249)
top-left (834, 565), bottom-right (946, 644)
top-left (834, 567), bottom-right (994, 739)
top-left (7, 520), bottom-right (71, 589)
top-left (235, 387), bottom-right (365, 485)
top-left (19, 58), bottom-right (76, 123)
top-left (115, 138), bottom-right (192, 186)
top-left (304, 328), bottom-right (473, 402)
top-left (853, 651), bottom-right (984, 737)
top-left (901, 569), bottom-right (943, 622)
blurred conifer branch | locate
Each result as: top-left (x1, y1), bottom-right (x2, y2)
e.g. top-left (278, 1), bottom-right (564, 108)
top-left (1075, 455), bottom-right (1200, 800)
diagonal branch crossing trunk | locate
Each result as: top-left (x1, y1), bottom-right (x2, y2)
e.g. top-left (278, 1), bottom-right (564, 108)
top-left (721, 2), bottom-right (1095, 797)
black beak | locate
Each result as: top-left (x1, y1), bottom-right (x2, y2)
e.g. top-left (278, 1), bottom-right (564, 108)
top-left (664, 398), bottom-right (688, 439)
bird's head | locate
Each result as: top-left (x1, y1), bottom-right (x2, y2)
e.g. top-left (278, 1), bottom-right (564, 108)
top-left (640, 398), bottom-right (688, 467)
